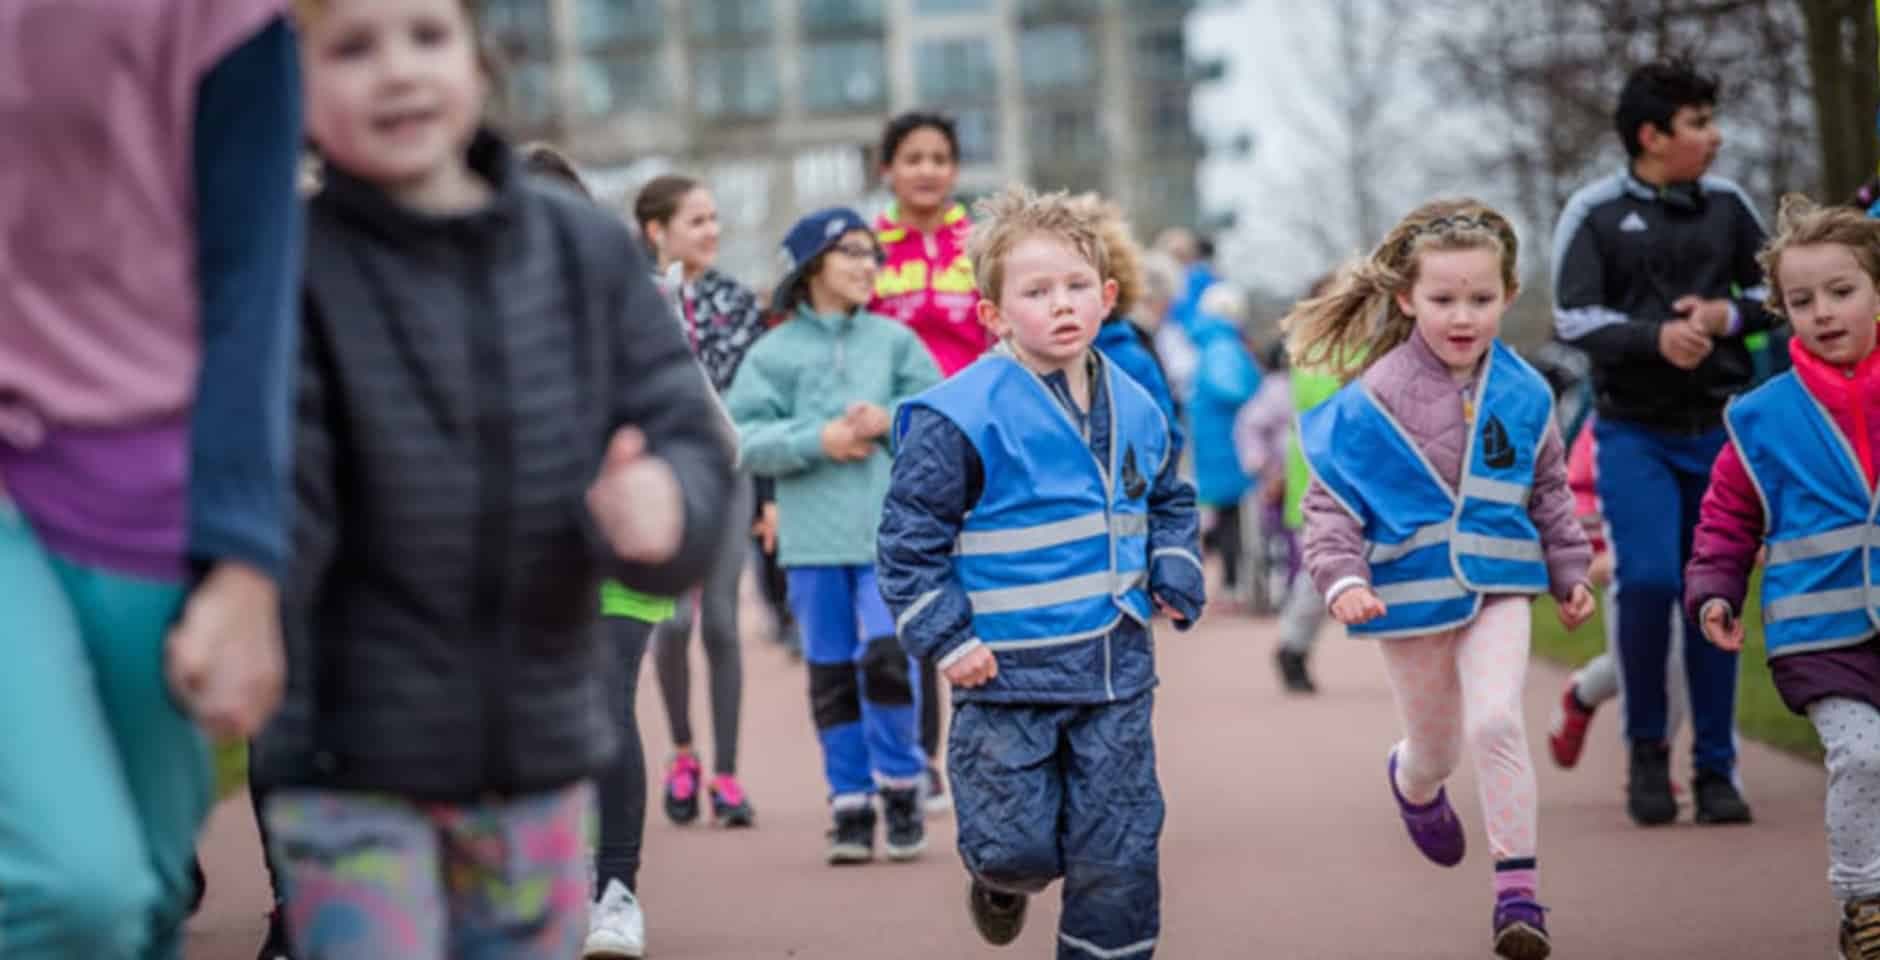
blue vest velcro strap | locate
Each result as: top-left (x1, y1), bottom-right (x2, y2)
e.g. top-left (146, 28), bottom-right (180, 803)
top-left (1726, 371), bottom-right (1880, 658)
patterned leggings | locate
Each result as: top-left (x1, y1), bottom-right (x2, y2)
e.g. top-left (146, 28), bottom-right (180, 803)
top-left (265, 783), bottom-right (592, 960)
top-left (1380, 595), bottom-right (1538, 865)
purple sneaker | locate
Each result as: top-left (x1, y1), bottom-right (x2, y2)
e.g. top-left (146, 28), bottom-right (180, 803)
top-left (1387, 747), bottom-right (1465, 867)
top-left (1491, 894), bottom-right (1550, 960)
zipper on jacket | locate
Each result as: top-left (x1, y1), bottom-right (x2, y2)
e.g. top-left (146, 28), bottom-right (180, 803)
top-left (467, 245), bottom-right (517, 791)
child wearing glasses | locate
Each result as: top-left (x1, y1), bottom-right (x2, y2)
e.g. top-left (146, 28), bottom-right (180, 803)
top-left (723, 208), bottom-right (941, 863)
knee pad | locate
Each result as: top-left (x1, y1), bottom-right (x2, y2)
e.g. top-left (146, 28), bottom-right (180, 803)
top-left (809, 662), bottom-right (861, 731)
top-left (859, 636), bottom-right (914, 706)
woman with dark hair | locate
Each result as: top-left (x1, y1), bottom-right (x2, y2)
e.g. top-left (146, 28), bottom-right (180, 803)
top-left (869, 110), bottom-right (987, 812)
top-left (632, 174), bottom-right (766, 831)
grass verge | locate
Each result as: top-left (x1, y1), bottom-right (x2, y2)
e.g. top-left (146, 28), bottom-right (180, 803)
top-left (1530, 579), bottom-right (1822, 761)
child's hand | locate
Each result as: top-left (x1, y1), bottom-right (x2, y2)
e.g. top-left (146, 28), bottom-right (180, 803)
top-left (752, 501), bottom-right (779, 555)
top-left (586, 427), bottom-right (684, 564)
top-left (1330, 586), bottom-right (1386, 626)
top-left (1154, 594), bottom-right (1191, 624)
top-left (844, 402), bottom-right (891, 441)
top-left (943, 646), bottom-right (998, 688)
top-left (1557, 583), bottom-right (1597, 630)
top-left (1699, 599), bottom-right (1744, 652)
top-left (165, 562), bottom-right (284, 740)
top-left (1673, 295), bottom-right (1734, 337)
top-left (820, 418), bottom-right (873, 462)
top-left (1588, 550), bottom-right (1614, 589)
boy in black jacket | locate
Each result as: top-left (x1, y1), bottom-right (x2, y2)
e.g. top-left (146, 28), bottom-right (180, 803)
top-left (1549, 57), bottom-right (1770, 829)
top-left (253, 2), bottom-right (735, 957)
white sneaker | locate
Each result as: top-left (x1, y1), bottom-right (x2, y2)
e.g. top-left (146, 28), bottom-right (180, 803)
top-left (583, 879), bottom-right (645, 959)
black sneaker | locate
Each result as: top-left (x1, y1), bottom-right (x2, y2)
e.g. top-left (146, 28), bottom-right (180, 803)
top-left (825, 805), bottom-right (876, 865)
top-left (257, 907), bottom-right (293, 960)
top-left (1275, 649), bottom-right (1316, 694)
top-left (1692, 769), bottom-right (1753, 824)
top-left (881, 787), bottom-right (927, 861)
top-left (968, 879), bottom-right (1029, 946)
top-left (1626, 741), bottom-right (1677, 826)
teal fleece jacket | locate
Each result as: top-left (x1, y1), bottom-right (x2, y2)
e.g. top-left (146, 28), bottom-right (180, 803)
top-left (725, 303), bottom-right (941, 567)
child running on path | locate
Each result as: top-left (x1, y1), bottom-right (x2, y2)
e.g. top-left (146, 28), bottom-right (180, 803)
top-left (879, 187), bottom-right (1205, 959)
top-left (1293, 199), bottom-right (1595, 960)
top-left (255, 3), bottom-right (735, 957)
top-left (1684, 195), bottom-right (1880, 960)
top-left (2, 5), bottom-right (300, 957)
top-left (726, 207), bottom-right (941, 863)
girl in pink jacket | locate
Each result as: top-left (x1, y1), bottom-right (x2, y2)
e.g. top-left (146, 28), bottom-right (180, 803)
top-left (1291, 199), bottom-right (1593, 960)
top-left (1684, 196), bottom-right (1880, 959)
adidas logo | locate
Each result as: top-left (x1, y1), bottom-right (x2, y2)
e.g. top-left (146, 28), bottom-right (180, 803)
top-left (1619, 211), bottom-right (1648, 233)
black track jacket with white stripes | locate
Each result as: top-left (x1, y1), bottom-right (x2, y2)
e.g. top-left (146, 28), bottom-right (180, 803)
top-left (1551, 168), bottom-right (1776, 434)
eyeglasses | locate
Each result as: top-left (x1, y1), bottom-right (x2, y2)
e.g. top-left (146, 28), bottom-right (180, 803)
top-left (830, 242), bottom-right (886, 265)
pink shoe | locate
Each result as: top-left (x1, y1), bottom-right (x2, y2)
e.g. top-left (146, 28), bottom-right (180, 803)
top-left (663, 753), bottom-right (701, 825)
top-left (710, 774), bottom-right (755, 828)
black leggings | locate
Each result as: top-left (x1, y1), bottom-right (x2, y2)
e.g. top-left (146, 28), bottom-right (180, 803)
top-left (652, 475), bottom-right (750, 775)
top-left (1206, 503), bottom-right (1243, 590)
top-left (596, 617), bottom-right (652, 893)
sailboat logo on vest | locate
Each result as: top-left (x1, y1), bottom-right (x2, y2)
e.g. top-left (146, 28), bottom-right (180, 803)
top-left (1121, 446), bottom-right (1148, 499)
top-left (1481, 415), bottom-right (1517, 470)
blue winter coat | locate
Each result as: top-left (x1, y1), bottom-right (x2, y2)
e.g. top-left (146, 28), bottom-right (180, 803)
top-left (1094, 316), bottom-right (1182, 453)
top-left (1188, 317), bottom-right (1261, 506)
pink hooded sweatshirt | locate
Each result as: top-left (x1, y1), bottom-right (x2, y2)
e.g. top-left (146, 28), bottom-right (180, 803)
top-left (870, 202), bottom-right (990, 377)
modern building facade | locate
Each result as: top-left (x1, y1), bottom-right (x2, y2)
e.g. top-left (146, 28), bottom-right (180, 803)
top-left (479, 0), bottom-right (1206, 285)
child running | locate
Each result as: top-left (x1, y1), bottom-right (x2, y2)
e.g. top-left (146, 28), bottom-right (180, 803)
top-left (725, 207), bottom-right (941, 863)
top-left (1684, 195), bottom-right (1880, 960)
top-left (1292, 199), bottom-right (1594, 960)
top-left (879, 186), bottom-right (1205, 958)
top-left (255, 3), bottom-right (736, 957)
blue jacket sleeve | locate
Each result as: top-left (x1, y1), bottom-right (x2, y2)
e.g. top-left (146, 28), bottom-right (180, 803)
top-left (876, 408), bottom-right (982, 666)
top-left (1146, 442), bottom-right (1205, 628)
top-left (187, 16), bottom-right (303, 582)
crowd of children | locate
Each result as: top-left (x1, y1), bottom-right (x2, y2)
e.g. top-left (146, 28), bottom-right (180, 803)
top-left (6, 2), bottom-right (1880, 957)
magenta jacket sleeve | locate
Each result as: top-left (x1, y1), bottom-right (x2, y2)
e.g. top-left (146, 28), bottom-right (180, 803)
top-left (1527, 424), bottom-right (1593, 600)
top-left (1684, 441), bottom-right (1765, 621)
top-left (1302, 478), bottom-right (1369, 599)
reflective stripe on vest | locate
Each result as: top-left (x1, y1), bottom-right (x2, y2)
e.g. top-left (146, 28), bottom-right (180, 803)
top-left (1300, 340), bottom-right (1551, 637)
top-left (1726, 372), bottom-right (1880, 656)
top-left (898, 353), bottom-right (1169, 649)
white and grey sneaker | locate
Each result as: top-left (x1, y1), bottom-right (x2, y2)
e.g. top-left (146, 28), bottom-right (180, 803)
top-left (583, 879), bottom-right (645, 959)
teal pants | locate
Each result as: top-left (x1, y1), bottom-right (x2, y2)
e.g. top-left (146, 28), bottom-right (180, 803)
top-left (0, 503), bottom-right (211, 959)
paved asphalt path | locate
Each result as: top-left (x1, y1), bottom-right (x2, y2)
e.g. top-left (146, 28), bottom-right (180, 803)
top-left (188, 591), bottom-right (1838, 958)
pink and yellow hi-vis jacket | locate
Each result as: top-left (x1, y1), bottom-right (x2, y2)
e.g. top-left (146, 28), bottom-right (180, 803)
top-left (870, 202), bottom-right (989, 377)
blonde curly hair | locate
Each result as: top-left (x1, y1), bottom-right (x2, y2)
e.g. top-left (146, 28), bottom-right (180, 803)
top-left (1756, 193), bottom-right (1880, 317)
top-left (968, 185), bottom-right (1110, 304)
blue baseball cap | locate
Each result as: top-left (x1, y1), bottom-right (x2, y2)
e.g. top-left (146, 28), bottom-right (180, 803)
top-left (771, 207), bottom-right (874, 310)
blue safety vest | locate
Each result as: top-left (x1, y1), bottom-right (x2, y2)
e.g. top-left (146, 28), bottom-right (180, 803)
top-left (1725, 372), bottom-right (1880, 657)
top-left (895, 353), bottom-right (1170, 651)
top-left (1300, 340), bottom-right (1553, 637)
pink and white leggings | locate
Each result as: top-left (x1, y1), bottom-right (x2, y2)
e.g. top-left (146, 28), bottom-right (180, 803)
top-left (1380, 595), bottom-right (1538, 868)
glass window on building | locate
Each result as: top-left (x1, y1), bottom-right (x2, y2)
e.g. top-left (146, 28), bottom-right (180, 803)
top-left (916, 0), bottom-right (991, 12)
top-left (1018, 26), bottom-right (1094, 92)
top-left (1017, 0), bottom-right (1101, 22)
top-left (1026, 106), bottom-right (1103, 158)
top-left (579, 54), bottom-right (665, 116)
top-left (694, 47), bottom-right (780, 118)
top-left (691, 0), bottom-right (773, 38)
top-left (915, 37), bottom-right (996, 102)
top-left (500, 59), bottom-right (556, 123)
top-left (1144, 88), bottom-right (1197, 153)
top-left (480, 0), bottom-right (552, 53)
top-left (801, 0), bottom-right (884, 34)
top-left (804, 41), bottom-right (887, 113)
top-left (1135, 27), bottom-right (1186, 84)
top-left (953, 106), bottom-right (1000, 165)
top-left (576, 0), bottom-right (664, 47)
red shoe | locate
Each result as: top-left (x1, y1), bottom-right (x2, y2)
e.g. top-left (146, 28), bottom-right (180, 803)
top-left (1547, 682), bottom-right (1596, 769)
